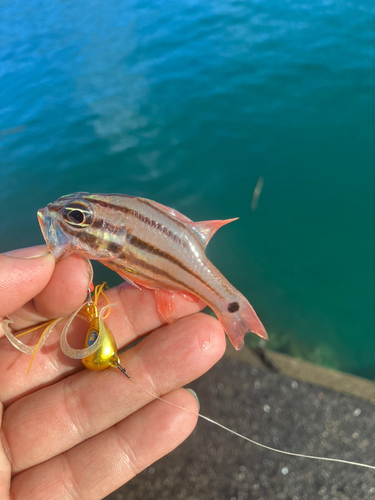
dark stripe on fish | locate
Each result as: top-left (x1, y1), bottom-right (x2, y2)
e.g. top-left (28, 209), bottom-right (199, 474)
top-left (140, 198), bottom-right (192, 229)
top-left (56, 217), bottom-right (123, 256)
top-left (106, 241), bottom-right (123, 254)
top-left (133, 197), bottom-right (198, 243)
top-left (87, 198), bottom-right (186, 246)
top-left (91, 218), bottom-right (124, 234)
top-left (55, 221), bottom-right (100, 251)
top-left (119, 254), bottom-right (216, 308)
top-left (126, 233), bottom-right (222, 297)
top-left (80, 232), bottom-right (101, 249)
top-left (53, 196), bottom-right (232, 299)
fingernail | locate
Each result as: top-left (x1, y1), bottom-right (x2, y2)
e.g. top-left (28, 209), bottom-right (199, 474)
top-left (3, 245), bottom-right (52, 260)
top-left (26, 251), bottom-right (52, 259)
top-left (185, 388), bottom-right (200, 411)
top-left (85, 259), bottom-right (94, 287)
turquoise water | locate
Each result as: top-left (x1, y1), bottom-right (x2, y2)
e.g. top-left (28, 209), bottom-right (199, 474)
top-left (1, 0), bottom-right (375, 377)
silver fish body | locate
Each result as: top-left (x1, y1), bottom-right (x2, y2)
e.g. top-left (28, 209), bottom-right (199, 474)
top-left (38, 193), bottom-right (267, 349)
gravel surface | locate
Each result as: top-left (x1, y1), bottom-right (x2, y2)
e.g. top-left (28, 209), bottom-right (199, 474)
top-left (105, 354), bottom-right (375, 500)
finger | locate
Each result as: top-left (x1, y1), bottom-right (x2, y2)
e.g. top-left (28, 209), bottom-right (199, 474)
top-left (0, 250), bottom-right (55, 318)
top-left (0, 403), bottom-right (11, 500)
top-left (3, 245), bottom-right (48, 259)
top-left (6, 255), bottom-right (92, 330)
top-left (4, 313), bottom-right (225, 473)
top-left (33, 255), bottom-right (92, 319)
top-left (0, 284), bottom-right (206, 405)
top-left (104, 282), bottom-right (207, 344)
top-left (11, 389), bottom-right (198, 500)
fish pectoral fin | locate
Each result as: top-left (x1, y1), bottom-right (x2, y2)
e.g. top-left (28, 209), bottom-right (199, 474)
top-left (176, 291), bottom-right (201, 304)
top-left (117, 271), bottom-right (142, 290)
top-left (155, 289), bottom-right (179, 324)
top-left (191, 218), bottom-right (239, 248)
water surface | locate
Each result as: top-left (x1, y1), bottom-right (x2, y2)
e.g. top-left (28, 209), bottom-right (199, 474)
top-left (1, 0), bottom-right (375, 376)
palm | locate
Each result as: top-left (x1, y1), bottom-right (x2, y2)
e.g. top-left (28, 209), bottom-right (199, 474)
top-left (0, 248), bottom-right (225, 500)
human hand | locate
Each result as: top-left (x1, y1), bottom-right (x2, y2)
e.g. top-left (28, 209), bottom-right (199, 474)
top-left (0, 246), bottom-right (226, 500)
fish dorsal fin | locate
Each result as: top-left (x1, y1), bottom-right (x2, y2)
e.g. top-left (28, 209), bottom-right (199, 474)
top-left (192, 218), bottom-right (239, 249)
top-left (147, 198), bottom-right (238, 248)
top-left (148, 200), bottom-right (194, 223)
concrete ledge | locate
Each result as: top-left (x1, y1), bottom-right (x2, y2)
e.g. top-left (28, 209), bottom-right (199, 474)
top-left (225, 340), bottom-right (375, 403)
top-left (108, 344), bottom-right (375, 500)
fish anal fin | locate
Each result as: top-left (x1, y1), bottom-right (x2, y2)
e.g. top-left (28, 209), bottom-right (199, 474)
top-left (176, 291), bottom-right (200, 304)
top-left (116, 271), bottom-right (143, 290)
top-left (155, 289), bottom-right (179, 324)
top-left (192, 218), bottom-right (239, 249)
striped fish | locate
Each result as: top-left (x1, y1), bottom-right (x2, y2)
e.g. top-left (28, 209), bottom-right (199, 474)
top-left (38, 193), bottom-right (267, 350)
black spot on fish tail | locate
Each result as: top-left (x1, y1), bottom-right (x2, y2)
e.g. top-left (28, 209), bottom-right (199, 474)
top-left (228, 302), bottom-right (239, 313)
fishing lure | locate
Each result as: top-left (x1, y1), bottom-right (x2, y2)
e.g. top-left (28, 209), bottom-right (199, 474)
top-left (2, 282), bottom-right (129, 377)
top-left (37, 192), bottom-right (268, 350)
top-left (81, 300), bottom-right (119, 372)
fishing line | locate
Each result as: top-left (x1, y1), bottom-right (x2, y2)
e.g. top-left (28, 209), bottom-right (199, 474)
top-left (5, 285), bottom-right (373, 472)
top-left (114, 362), bottom-right (375, 472)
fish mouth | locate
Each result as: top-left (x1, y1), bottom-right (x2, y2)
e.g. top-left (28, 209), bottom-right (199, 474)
top-left (37, 207), bottom-right (71, 259)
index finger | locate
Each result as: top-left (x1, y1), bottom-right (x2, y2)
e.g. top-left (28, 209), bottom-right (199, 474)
top-left (0, 249), bottom-right (55, 318)
top-left (0, 279), bottom-right (207, 406)
top-left (0, 249), bottom-right (92, 332)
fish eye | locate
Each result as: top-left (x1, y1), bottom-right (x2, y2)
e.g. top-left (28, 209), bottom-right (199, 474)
top-left (69, 210), bottom-right (84, 224)
top-left (62, 201), bottom-right (93, 227)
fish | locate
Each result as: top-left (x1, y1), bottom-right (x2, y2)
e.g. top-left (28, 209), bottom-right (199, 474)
top-left (37, 193), bottom-right (267, 349)
top-left (251, 176), bottom-right (264, 211)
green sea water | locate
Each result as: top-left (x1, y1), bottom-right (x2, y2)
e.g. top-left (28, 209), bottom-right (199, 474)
top-left (1, 0), bottom-right (375, 377)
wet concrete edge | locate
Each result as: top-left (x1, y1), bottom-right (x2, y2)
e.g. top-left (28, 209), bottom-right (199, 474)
top-left (226, 341), bottom-right (375, 404)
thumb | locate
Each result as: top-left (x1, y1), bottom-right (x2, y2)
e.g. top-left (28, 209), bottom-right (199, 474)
top-left (0, 247), bottom-right (55, 317)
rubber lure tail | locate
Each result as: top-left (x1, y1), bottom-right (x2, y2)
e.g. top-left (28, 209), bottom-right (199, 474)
top-left (2, 281), bottom-right (130, 377)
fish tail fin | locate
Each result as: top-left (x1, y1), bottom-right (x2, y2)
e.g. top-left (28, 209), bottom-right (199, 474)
top-left (216, 297), bottom-right (267, 350)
